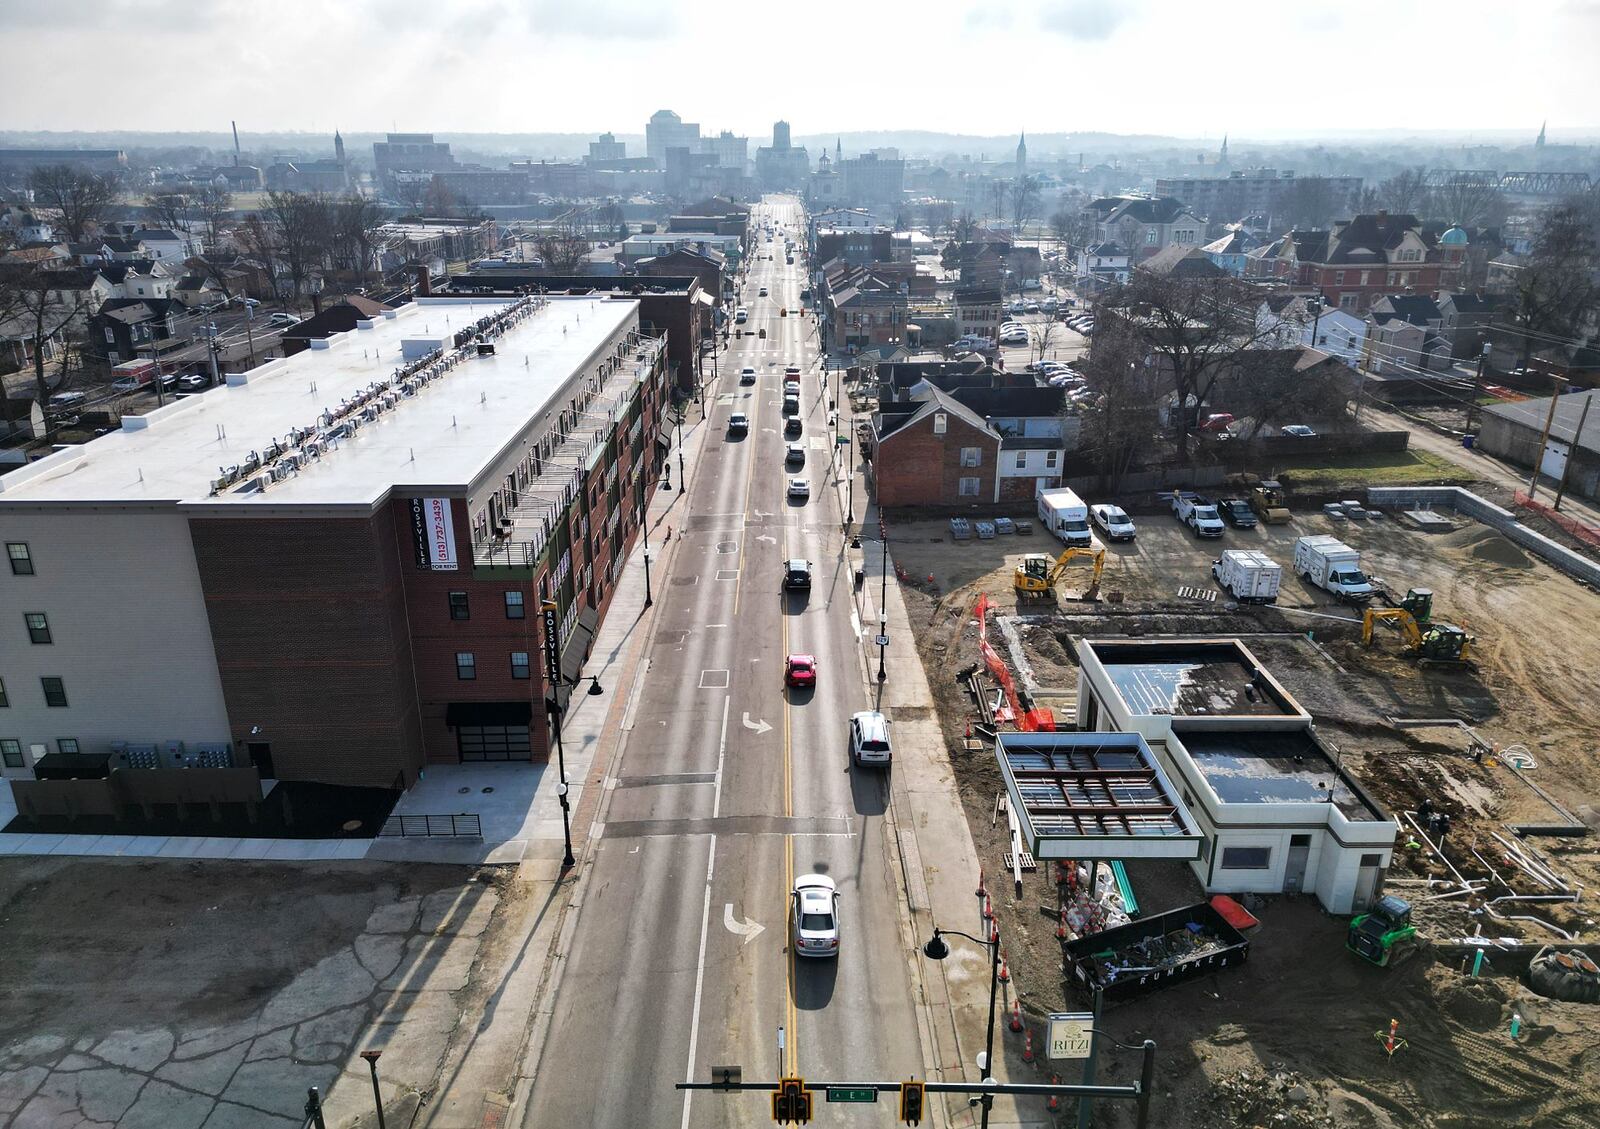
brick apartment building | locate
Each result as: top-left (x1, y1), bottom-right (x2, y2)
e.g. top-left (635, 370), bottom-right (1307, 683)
top-left (1260, 212), bottom-right (1468, 314)
top-left (0, 295), bottom-right (668, 809)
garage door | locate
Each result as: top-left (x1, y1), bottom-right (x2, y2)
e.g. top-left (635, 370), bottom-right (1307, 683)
top-left (1541, 438), bottom-right (1570, 482)
top-left (457, 725), bottom-right (532, 762)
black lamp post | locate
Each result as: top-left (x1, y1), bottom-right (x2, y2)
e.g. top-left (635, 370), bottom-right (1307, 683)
top-left (923, 926), bottom-right (1001, 1128)
top-left (359, 1050), bottom-right (387, 1129)
top-left (877, 611), bottom-right (888, 683)
top-left (676, 419), bottom-right (686, 494)
top-left (541, 600), bottom-right (604, 869)
top-left (641, 518), bottom-right (653, 609)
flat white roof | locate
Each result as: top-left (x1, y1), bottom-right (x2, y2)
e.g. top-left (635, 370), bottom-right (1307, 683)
top-left (0, 296), bottom-right (638, 512)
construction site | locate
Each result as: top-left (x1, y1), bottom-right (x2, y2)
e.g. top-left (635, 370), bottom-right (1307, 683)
top-left (890, 485), bottom-right (1600, 1128)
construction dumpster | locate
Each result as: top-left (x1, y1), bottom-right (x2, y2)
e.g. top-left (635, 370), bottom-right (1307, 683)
top-left (1061, 899), bottom-right (1251, 1001)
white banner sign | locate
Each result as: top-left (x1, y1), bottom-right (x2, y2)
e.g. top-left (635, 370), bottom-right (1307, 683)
top-left (1047, 1012), bottom-right (1093, 1060)
top-left (413, 497), bottom-right (458, 571)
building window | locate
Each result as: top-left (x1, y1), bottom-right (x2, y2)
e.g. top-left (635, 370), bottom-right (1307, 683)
top-left (1, 739), bottom-right (21, 768)
top-left (41, 677), bottom-right (67, 707)
top-left (1046, 450), bottom-right (1058, 469)
top-left (1360, 853), bottom-right (1383, 867)
top-left (7, 543), bottom-right (32, 575)
top-left (932, 413), bottom-right (947, 435)
top-left (511, 651), bottom-right (531, 679)
top-left (1333, 271), bottom-right (1345, 285)
top-left (448, 591), bottom-right (470, 621)
top-left (1015, 451), bottom-right (1027, 469)
top-left (456, 652), bottom-right (476, 680)
top-left (958, 476), bottom-right (981, 497)
top-left (25, 613), bottom-right (51, 644)
top-left (1145, 230), bottom-right (1157, 244)
top-left (1220, 846), bottom-right (1272, 870)
top-left (505, 591), bottom-right (525, 619)
top-left (57, 738), bottom-right (79, 754)
top-left (960, 447), bottom-right (981, 467)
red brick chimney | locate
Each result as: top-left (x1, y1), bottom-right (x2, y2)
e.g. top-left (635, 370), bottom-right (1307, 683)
top-left (415, 264), bottom-right (431, 297)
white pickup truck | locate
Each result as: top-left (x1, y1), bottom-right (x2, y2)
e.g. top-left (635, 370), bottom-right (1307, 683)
top-left (1170, 491), bottom-right (1225, 538)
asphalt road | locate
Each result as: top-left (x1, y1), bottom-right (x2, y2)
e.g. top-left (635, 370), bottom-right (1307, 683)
top-left (523, 197), bottom-right (922, 1127)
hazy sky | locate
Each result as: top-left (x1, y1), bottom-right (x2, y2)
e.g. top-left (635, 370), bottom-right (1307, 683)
top-left (3, 0), bottom-right (1598, 140)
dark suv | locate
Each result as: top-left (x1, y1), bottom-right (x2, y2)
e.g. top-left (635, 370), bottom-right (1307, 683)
top-left (1218, 498), bottom-right (1258, 528)
top-left (784, 558), bottom-right (813, 589)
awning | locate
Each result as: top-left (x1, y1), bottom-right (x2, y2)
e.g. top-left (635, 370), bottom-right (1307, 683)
top-left (694, 290), bottom-right (716, 306)
top-left (559, 606), bottom-right (601, 686)
top-left (656, 433), bottom-right (674, 453)
top-left (446, 701), bottom-right (534, 728)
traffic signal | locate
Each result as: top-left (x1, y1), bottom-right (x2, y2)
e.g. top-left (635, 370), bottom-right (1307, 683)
top-left (772, 1077), bottom-right (812, 1124)
top-left (900, 1079), bottom-right (925, 1125)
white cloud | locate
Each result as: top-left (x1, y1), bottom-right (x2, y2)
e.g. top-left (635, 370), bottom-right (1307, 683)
top-left (1038, 0), bottom-right (1136, 40)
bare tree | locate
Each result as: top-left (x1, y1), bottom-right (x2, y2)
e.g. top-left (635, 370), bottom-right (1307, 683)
top-left (988, 180), bottom-right (1008, 225)
top-left (423, 177), bottom-right (457, 217)
top-left (1356, 185), bottom-right (1382, 213)
top-left (1429, 178), bottom-right (1506, 228)
top-left (393, 178), bottom-right (428, 213)
top-left (1500, 200), bottom-right (1599, 369)
top-left (594, 201), bottom-right (627, 240)
top-left (0, 260), bottom-right (91, 430)
top-left (143, 192), bottom-right (198, 255)
top-left (258, 191), bottom-right (334, 308)
top-left (1377, 166), bottom-right (1429, 216)
top-left (1279, 177), bottom-right (1337, 229)
top-left (952, 210), bottom-right (979, 245)
top-left (1049, 209), bottom-right (1073, 257)
top-left (29, 164), bottom-right (119, 242)
top-left (535, 218), bottom-right (591, 274)
top-left (1075, 317), bottom-right (1158, 491)
top-left (195, 184), bottom-right (233, 253)
top-left (1009, 176), bottom-right (1041, 235)
top-left (923, 201), bottom-right (954, 236)
top-left (1097, 269), bottom-right (1286, 462)
top-left (1229, 352), bottom-right (1360, 440)
top-left (330, 193), bottom-right (388, 284)
top-left (1030, 319), bottom-right (1062, 368)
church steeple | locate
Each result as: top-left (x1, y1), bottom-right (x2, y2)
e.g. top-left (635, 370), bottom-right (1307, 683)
top-left (836, 137), bottom-right (842, 161)
top-left (334, 129), bottom-right (345, 163)
top-left (1016, 131), bottom-right (1027, 173)
top-left (1536, 120), bottom-right (1547, 148)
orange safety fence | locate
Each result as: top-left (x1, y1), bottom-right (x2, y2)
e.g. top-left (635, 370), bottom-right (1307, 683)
top-left (1515, 491), bottom-right (1600, 549)
top-left (973, 595), bottom-right (1056, 732)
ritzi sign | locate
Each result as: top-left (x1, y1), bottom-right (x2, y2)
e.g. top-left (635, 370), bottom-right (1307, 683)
top-left (411, 497), bottom-right (459, 571)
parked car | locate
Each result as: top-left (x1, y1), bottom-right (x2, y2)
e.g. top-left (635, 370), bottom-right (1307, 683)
top-left (1090, 503), bottom-right (1137, 541)
top-left (791, 874), bottom-right (839, 958)
top-left (849, 710), bottom-right (893, 766)
top-left (787, 477), bottom-right (810, 501)
top-left (1217, 498), bottom-right (1258, 528)
top-left (1198, 413), bottom-right (1236, 434)
top-left (758, 286), bottom-right (769, 297)
top-left (784, 416), bottom-right (802, 438)
top-left (177, 373), bottom-right (211, 392)
top-left (1280, 424), bottom-right (1317, 437)
top-left (268, 312), bottom-right (299, 328)
top-left (785, 444), bottom-right (805, 466)
top-left (784, 558), bottom-right (813, 589)
top-left (734, 307), bottom-right (749, 324)
top-left (785, 653), bottom-right (818, 689)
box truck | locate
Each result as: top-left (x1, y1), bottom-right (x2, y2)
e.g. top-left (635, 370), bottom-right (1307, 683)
top-left (1212, 550), bottom-right (1282, 604)
top-left (1036, 486), bottom-right (1092, 548)
top-left (1293, 535), bottom-right (1374, 602)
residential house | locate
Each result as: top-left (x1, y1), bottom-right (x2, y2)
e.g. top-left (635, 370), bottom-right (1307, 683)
top-left (278, 296), bottom-right (394, 356)
top-left (871, 385), bottom-right (1002, 506)
top-left (1075, 242), bottom-right (1130, 289)
top-left (1, 206), bottom-right (55, 244)
top-left (1260, 214), bottom-right (1467, 314)
top-left (953, 286), bottom-right (1004, 340)
top-left (1479, 388), bottom-right (1600, 502)
top-left (1256, 296), bottom-right (1367, 368)
top-left (829, 280), bottom-right (908, 352)
top-left (1082, 195), bottom-right (1205, 261)
top-left (172, 273), bottom-right (228, 309)
top-left (100, 260), bottom-right (174, 301)
top-left (1138, 245), bottom-right (1225, 280)
top-left (89, 297), bottom-right (182, 364)
top-left (1436, 291), bottom-right (1500, 360)
top-left (811, 207), bottom-right (883, 230)
top-left (1201, 229), bottom-right (1260, 276)
top-left (0, 243), bottom-right (69, 268)
top-left (952, 385), bottom-right (1077, 501)
top-left (101, 236), bottom-right (150, 262)
top-left (1366, 294), bottom-right (1449, 374)
top-left (130, 228), bottom-right (200, 262)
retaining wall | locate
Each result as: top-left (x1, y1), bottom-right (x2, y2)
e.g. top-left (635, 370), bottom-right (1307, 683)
top-left (1367, 486), bottom-right (1600, 588)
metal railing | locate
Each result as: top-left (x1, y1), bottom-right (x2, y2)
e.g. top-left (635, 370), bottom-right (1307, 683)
top-left (379, 813), bottom-right (483, 839)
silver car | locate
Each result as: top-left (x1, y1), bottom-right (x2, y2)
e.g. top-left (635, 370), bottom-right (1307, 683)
top-left (792, 874), bottom-right (839, 958)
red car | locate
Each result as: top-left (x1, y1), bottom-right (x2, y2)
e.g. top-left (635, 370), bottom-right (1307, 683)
top-left (785, 654), bottom-right (817, 688)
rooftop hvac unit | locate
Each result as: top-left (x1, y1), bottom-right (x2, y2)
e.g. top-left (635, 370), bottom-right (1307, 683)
top-left (477, 343), bottom-right (496, 356)
top-left (161, 740), bottom-right (187, 769)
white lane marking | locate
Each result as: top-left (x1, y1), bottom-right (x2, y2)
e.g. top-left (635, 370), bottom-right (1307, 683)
top-left (723, 903), bottom-right (767, 945)
top-left (680, 837), bottom-right (716, 1129)
top-left (850, 610), bottom-right (863, 639)
top-left (756, 534), bottom-right (777, 545)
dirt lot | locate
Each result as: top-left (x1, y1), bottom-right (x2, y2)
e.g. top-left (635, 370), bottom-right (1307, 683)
top-left (889, 501), bottom-right (1600, 1128)
top-left (0, 858), bottom-right (516, 1128)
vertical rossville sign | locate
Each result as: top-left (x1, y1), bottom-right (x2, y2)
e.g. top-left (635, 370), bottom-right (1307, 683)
top-left (410, 497), bottom-right (458, 571)
top-left (541, 601), bottom-right (561, 686)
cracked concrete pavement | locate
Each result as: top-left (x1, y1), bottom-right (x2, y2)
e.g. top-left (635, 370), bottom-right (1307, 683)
top-left (0, 858), bottom-right (509, 1129)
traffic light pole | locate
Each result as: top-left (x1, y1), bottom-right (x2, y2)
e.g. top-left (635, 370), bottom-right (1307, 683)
top-left (676, 1047), bottom-right (1158, 1127)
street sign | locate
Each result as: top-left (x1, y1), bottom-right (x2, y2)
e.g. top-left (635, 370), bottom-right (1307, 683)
top-left (1048, 1012), bottom-right (1094, 1060)
top-left (835, 435), bottom-right (850, 445)
top-left (875, 635), bottom-right (890, 647)
top-left (825, 1087), bottom-right (877, 1104)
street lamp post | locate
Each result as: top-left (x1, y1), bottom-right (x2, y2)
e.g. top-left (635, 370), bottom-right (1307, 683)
top-left (877, 611), bottom-right (887, 683)
top-left (541, 601), bottom-right (606, 869)
top-left (359, 1050), bottom-right (387, 1129)
top-left (642, 543), bottom-right (654, 610)
top-left (923, 926), bottom-right (1001, 1128)
top-left (676, 419), bottom-right (686, 494)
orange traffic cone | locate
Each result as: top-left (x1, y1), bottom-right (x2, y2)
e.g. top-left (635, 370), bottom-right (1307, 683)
top-left (1047, 1076), bottom-right (1060, 1112)
top-left (1056, 909), bottom-right (1068, 940)
top-left (982, 893), bottom-right (993, 921)
top-left (1022, 1028), bottom-right (1035, 1063)
top-left (998, 950), bottom-right (1010, 984)
top-left (990, 920), bottom-right (999, 945)
top-left (976, 868), bottom-right (987, 898)
top-left (1009, 999), bottom-right (1023, 1033)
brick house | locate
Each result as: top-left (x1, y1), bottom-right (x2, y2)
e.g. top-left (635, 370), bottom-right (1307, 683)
top-left (1082, 195), bottom-right (1205, 261)
top-left (871, 386), bottom-right (1000, 506)
top-left (1261, 213), bottom-right (1466, 314)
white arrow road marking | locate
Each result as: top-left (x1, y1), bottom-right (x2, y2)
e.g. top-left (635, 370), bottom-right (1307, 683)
top-left (724, 904), bottom-right (766, 945)
top-left (742, 712), bottom-right (773, 735)
top-left (756, 534), bottom-right (777, 545)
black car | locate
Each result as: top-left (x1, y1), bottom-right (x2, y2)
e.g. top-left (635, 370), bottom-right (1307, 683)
top-left (784, 416), bottom-right (802, 438)
top-left (1218, 497), bottom-right (1258, 528)
top-left (784, 558), bottom-right (813, 589)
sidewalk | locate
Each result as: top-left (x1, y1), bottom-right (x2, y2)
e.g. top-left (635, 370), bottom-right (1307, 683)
top-left (833, 409), bottom-right (1041, 1127)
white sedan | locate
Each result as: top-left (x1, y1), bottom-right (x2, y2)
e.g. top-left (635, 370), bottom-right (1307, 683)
top-left (792, 874), bottom-right (839, 958)
top-left (787, 478), bottom-right (810, 501)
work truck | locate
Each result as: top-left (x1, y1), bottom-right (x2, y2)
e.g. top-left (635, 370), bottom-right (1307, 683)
top-left (1293, 535), bottom-right (1375, 602)
top-left (1170, 491), bottom-right (1225, 538)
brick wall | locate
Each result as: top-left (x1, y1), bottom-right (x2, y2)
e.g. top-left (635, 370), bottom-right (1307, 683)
top-left (875, 412), bottom-right (999, 506)
top-left (189, 510), bottom-right (425, 789)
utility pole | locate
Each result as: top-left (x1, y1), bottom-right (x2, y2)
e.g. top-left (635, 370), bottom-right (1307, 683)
top-left (1464, 343), bottom-right (1489, 434)
top-left (1526, 374), bottom-right (1564, 503)
top-left (243, 302), bottom-right (258, 370)
top-left (205, 323), bottom-right (222, 387)
top-left (1552, 390), bottom-right (1593, 512)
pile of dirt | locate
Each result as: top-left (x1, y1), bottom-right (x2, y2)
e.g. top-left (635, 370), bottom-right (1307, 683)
top-left (1200, 1068), bottom-right (1336, 1129)
top-left (1441, 525), bottom-right (1534, 570)
top-left (1432, 967), bottom-right (1511, 1027)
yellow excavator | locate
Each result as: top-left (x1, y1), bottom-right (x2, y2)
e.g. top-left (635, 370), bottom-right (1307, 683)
top-left (1362, 607), bottom-right (1474, 663)
top-left (1014, 547), bottom-right (1105, 600)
